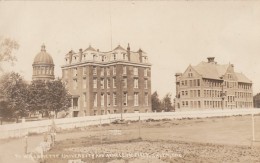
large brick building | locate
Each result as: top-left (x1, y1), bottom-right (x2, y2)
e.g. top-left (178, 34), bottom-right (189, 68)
top-left (175, 57), bottom-right (253, 109)
top-left (61, 44), bottom-right (152, 117)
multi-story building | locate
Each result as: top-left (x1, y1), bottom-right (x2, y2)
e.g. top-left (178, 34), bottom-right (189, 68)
top-left (61, 44), bottom-right (151, 117)
top-left (175, 57), bottom-right (253, 109)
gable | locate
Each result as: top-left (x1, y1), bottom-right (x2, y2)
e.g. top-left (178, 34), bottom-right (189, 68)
top-left (181, 65), bottom-right (202, 79)
top-left (223, 65), bottom-right (237, 81)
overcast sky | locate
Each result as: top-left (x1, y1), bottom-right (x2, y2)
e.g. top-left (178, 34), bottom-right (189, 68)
top-left (1, 1), bottom-right (260, 98)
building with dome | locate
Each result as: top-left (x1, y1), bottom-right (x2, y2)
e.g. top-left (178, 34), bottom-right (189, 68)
top-left (32, 44), bottom-right (55, 81)
top-left (61, 44), bottom-right (151, 117)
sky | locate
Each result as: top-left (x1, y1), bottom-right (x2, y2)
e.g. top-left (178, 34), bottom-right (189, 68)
top-left (1, 1), bottom-right (260, 98)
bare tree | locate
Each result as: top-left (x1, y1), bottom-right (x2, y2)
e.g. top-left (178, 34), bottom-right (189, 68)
top-left (0, 37), bottom-right (19, 71)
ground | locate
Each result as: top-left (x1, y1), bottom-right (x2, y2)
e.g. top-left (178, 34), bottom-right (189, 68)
top-left (0, 115), bottom-right (260, 163)
top-left (43, 115), bottom-right (260, 163)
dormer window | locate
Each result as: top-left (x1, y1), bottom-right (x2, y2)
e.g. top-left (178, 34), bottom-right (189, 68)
top-left (114, 53), bottom-right (117, 60)
top-left (188, 73), bottom-right (193, 78)
top-left (123, 53), bottom-right (127, 60)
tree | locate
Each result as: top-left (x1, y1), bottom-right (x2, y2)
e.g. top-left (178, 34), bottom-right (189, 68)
top-left (27, 80), bottom-right (49, 116)
top-left (151, 91), bottom-right (162, 112)
top-left (45, 80), bottom-right (71, 117)
top-left (161, 93), bottom-right (174, 112)
top-left (253, 93), bottom-right (260, 108)
top-left (0, 72), bottom-right (29, 120)
top-left (0, 37), bottom-right (19, 71)
top-left (27, 80), bottom-right (71, 118)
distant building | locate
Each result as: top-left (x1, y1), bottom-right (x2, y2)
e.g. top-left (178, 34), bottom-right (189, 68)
top-left (32, 44), bottom-right (55, 81)
top-left (175, 57), bottom-right (253, 109)
top-left (61, 44), bottom-right (152, 117)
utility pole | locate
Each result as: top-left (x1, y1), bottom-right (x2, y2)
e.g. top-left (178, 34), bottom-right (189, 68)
top-left (252, 109), bottom-right (255, 142)
top-left (119, 64), bottom-right (123, 121)
top-left (221, 83), bottom-right (225, 110)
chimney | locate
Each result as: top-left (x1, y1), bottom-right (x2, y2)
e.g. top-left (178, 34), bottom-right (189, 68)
top-left (69, 50), bottom-right (73, 64)
top-left (207, 57), bottom-right (215, 63)
top-left (79, 49), bottom-right (83, 62)
top-left (127, 43), bottom-right (130, 61)
top-left (138, 48), bottom-right (143, 63)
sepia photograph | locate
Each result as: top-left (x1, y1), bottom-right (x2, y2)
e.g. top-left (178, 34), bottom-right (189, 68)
top-left (0, 0), bottom-right (260, 162)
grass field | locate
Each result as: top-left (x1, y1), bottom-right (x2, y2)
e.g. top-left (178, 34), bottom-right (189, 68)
top-left (43, 115), bottom-right (260, 163)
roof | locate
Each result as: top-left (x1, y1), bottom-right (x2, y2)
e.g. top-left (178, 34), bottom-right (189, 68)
top-left (192, 61), bottom-right (252, 83)
top-left (192, 61), bottom-right (229, 79)
top-left (235, 73), bottom-right (252, 83)
top-left (33, 45), bottom-right (54, 65)
top-left (114, 45), bottom-right (126, 51)
top-left (84, 45), bottom-right (96, 52)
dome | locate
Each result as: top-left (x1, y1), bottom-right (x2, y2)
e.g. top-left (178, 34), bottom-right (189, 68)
top-left (33, 44), bottom-right (54, 65)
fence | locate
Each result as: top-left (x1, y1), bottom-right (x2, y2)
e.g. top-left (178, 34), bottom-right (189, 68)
top-left (0, 108), bottom-right (260, 139)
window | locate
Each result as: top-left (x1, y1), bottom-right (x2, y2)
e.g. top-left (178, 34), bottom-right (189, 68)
top-left (93, 54), bottom-right (97, 61)
top-left (113, 78), bottom-right (116, 88)
top-left (113, 93), bottom-right (117, 106)
top-left (134, 79), bottom-right (138, 88)
top-left (93, 66), bottom-right (97, 75)
top-left (123, 78), bottom-right (127, 88)
top-left (134, 67), bottom-right (138, 76)
top-left (101, 93), bottom-right (104, 106)
top-left (123, 66), bottom-right (127, 75)
top-left (101, 67), bottom-right (104, 76)
top-left (228, 73), bottom-right (232, 79)
top-left (134, 92), bottom-right (139, 106)
top-left (107, 79), bottom-right (110, 88)
top-left (101, 78), bottom-right (104, 89)
top-left (73, 68), bottom-right (77, 77)
top-left (107, 67), bottom-right (110, 76)
top-left (113, 53), bottom-right (117, 60)
top-left (123, 53), bottom-right (127, 60)
top-left (198, 90), bottom-right (200, 97)
top-left (123, 92), bottom-right (127, 106)
top-left (83, 77), bottom-right (86, 89)
top-left (102, 56), bottom-right (105, 62)
top-left (145, 93), bottom-right (148, 106)
top-left (144, 79), bottom-right (148, 89)
top-left (93, 78), bottom-right (97, 88)
top-left (73, 79), bottom-right (77, 90)
top-left (113, 66), bottom-right (116, 75)
top-left (107, 93), bottom-right (110, 107)
top-left (188, 73), bottom-right (193, 77)
top-left (94, 93), bottom-right (97, 107)
top-left (83, 92), bottom-right (86, 107)
top-left (197, 79), bottom-right (200, 86)
top-left (144, 68), bottom-right (148, 77)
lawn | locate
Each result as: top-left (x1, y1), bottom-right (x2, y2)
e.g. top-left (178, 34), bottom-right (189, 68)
top-left (42, 115), bottom-right (260, 163)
